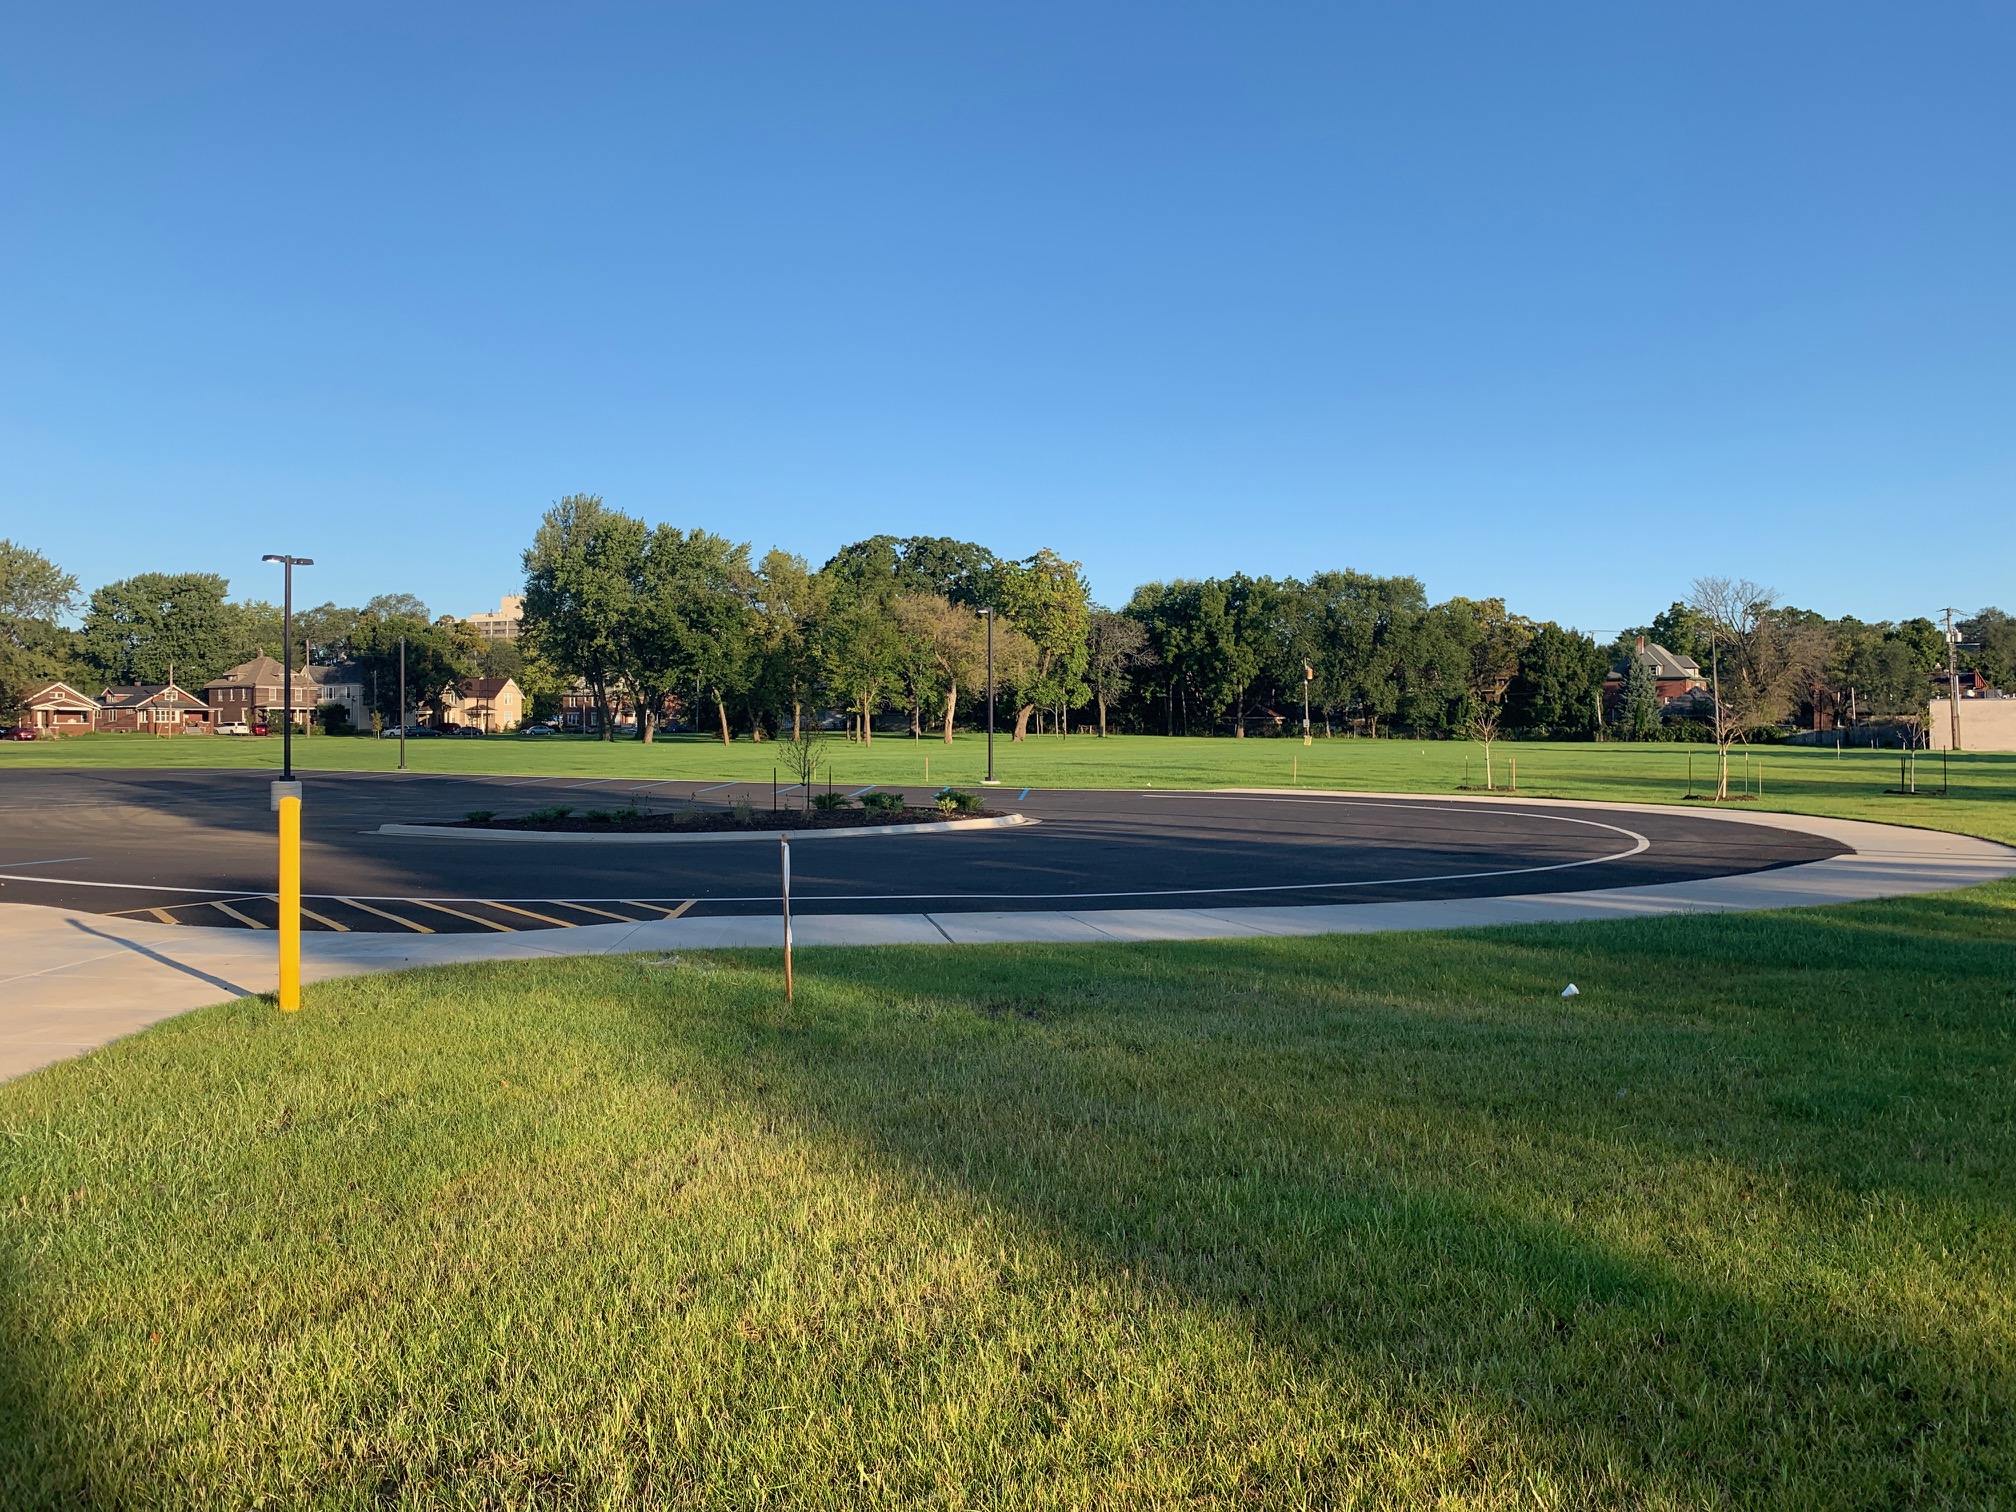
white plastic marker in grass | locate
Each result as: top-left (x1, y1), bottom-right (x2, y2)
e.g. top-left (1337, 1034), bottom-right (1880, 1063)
top-left (781, 833), bottom-right (793, 1003)
top-left (1561, 984), bottom-right (1580, 997)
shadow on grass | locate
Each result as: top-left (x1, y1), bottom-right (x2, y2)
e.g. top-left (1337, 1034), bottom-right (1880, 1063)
top-left (661, 907), bottom-right (2016, 1504)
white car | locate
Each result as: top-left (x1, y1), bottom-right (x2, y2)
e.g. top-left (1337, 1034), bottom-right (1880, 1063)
top-left (216, 721), bottom-right (250, 736)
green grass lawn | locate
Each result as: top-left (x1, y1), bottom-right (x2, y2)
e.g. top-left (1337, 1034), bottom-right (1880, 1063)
top-left (10, 729), bottom-right (2016, 845)
top-left (5, 891), bottom-right (2016, 1507)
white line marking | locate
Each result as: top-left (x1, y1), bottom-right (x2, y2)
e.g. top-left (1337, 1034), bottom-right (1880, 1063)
top-left (0, 856), bottom-right (89, 868)
top-left (691, 782), bottom-right (739, 796)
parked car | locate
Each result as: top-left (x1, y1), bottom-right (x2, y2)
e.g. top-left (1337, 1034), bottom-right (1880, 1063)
top-left (449, 726), bottom-right (484, 739)
top-left (5, 725), bottom-right (39, 741)
top-left (251, 723), bottom-right (270, 736)
top-left (520, 723), bottom-right (556, 737)
top-left (216, 721), bottom-right (251, 736)
top-left (389, 724), bottom-right (441, 738)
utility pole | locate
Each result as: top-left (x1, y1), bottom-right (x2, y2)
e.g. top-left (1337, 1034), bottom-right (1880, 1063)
top-left (398, 635), bottom-right (408, 772)
top-left (1942, 607), bottom-right (1963, 752)
top-left (261, 555), bottom-right (313, 780)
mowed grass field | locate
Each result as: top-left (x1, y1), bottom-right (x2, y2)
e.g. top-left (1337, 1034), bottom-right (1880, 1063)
top-left (9, 728), bottom-right (2016, 844)
top-left (5, 733), bottom-right (2015, 1504)
top-left (5, 894), bottom-right (2016, 1507)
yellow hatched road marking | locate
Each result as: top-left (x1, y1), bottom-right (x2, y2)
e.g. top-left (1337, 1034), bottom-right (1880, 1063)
top-left (209, 900), bottom-right (267, 929)
top-left (482, 901), bottom-right (575, 927)
top-left (625, 898), bottom-right (695, 918)
top-left (299, 904), bottom-right (350, 932)
top-left (410, 899), bottom-right (514, 932)
top-left (150, 908), bottom-right (177, 924)
top-left (552, 901), bottom-right (643, 922)
top-left (338, 898), bottom-right (435, 933)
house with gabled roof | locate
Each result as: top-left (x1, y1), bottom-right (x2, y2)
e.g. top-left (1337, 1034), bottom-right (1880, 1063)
top-left (96, 683), bottom-right (211, 732)
top-left (17, 680), bottom-right (100, 734)
top-left (1603, 637), bottom-right (1712, 720)
top-left (203, 654), bottom-right (320, 729)
top-left (442, 676), bottom-right (524, 732)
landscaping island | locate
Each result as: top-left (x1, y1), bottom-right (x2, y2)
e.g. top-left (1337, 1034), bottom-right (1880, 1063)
top-left (443, 788), bottom-right (1000, 834)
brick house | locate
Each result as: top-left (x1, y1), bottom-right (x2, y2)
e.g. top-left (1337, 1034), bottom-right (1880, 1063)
top-left (96, 683), bottom-right (212, 732)
top-left (17, 681), bottom-right (101, 734)
top-left (203, 654), bottom-right (321, 729)
top-left (560, 680), bottom-right (637, 734)
top-left (1603, 638), bottom-right (1712, 720)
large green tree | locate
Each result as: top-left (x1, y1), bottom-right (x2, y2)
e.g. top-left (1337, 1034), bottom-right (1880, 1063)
top-left (521, 496), bottom-right (646, 740)
top-left (0, 540), bottom-right (81, 719)
top-left (1505, 623), bottom-right (1608, 739)
top-left (996, 549), bottom-right (1091, 740)
top-left (350, 613), bottom-right (470, 724)
top-left (79, 573), bottom-right (240, 687)
top-left (622, 526), bottom-right (755, 744)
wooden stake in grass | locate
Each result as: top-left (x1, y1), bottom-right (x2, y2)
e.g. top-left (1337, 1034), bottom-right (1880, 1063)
top-left (780, 833), bottom-right (793, 1004)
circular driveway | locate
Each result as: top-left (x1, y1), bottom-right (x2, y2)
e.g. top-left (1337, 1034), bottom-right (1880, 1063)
top-left (0, 769), bottom-right (1846, 934)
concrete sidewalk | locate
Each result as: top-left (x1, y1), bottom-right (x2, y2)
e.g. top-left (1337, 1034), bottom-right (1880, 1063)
top-left (3, 797), bottom-right (2012, 1083)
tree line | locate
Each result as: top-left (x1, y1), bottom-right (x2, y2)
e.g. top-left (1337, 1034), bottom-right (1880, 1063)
top-left (0, 544), bottom-right (533, 726)
top-left (4, 523), bottom-right (2011, 749)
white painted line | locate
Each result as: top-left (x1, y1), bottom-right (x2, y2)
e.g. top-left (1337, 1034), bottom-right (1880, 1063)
top-left (691, 781), bottom-right (739, 796)
top-left (0, 857), bottom-right (89, 869)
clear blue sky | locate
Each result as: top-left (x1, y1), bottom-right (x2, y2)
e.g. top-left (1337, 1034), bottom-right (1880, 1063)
top-left (4, 2), bottom-right (2010, 637)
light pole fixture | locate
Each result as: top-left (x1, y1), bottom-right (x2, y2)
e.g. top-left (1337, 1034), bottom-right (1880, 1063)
top-left (261, 555), bottom-right (314, 780)
top-left (398, 635), bottom-right (408, 772)
top-left (978, 607), bottom-right (998, 785)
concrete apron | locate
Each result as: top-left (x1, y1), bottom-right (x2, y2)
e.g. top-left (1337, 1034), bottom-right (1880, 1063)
top-left (2, 791), bottom-right (2013, 1083)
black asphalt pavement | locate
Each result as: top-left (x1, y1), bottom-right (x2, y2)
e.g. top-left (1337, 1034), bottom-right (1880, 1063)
top-left (0, 770), bottom-right (1846, 933)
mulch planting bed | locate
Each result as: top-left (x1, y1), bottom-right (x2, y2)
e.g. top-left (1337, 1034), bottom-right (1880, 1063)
top-left (436, 805), bottom-right (1001, 834)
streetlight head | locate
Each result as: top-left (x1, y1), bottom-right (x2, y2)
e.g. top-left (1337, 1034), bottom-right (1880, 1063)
top-left (262, 555), bottom-right (315, 566)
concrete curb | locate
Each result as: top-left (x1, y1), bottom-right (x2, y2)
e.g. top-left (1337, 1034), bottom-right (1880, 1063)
top-left (373, 813), bottom-right (1034, 843)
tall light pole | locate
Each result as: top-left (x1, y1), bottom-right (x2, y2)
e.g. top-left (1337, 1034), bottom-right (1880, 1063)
top-left (979, 607), bottom-right (998, 785)
top-left (397, 635), bottom-right (408, 772)
top-left (261, 555), bottom-right (313, 780)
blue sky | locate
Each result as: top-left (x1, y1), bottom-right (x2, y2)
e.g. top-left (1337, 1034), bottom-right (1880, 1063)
top-left (4, 2), bottom-right (2010, 636)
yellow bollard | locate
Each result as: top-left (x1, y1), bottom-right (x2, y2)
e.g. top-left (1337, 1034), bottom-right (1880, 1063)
top-left (278, 793), bottom-right (301, 1011)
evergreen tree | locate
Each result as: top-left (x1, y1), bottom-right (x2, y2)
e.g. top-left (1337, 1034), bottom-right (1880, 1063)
top-left (1620, 651), bottom-right (1661, 740)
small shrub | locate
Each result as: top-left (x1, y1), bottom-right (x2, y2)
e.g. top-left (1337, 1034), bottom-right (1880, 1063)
top-left (942, 789), bottom-right (984, 814)
top-left (730, 798), bottom-right (755, 822)
top-left (811, 791), bottom-right (848, 812)
top-left (859, 790), bottom-right (904, 813)
top-left (464, 810), bottom-right (495, 824)
top-left (523, 806), bottom-right (573, 822)
top-left (586, 809), bottom-right (613, 823)
top-left (936, 794), bottom-right (959, 816)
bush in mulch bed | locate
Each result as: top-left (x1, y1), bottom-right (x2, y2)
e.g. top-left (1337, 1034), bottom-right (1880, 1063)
top-left (434, 798), bottom-right (1002, 833)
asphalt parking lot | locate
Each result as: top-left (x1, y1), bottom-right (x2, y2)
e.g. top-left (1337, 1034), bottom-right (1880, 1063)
top-left (0, 770), bottom-right (1846, 933)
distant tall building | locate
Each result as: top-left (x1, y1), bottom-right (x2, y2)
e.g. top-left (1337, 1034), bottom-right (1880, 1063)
top-left (465, 594), bottom-right (524, 641)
